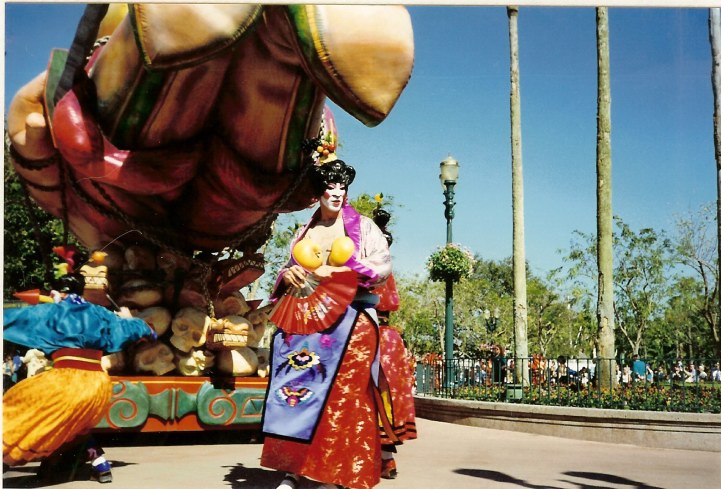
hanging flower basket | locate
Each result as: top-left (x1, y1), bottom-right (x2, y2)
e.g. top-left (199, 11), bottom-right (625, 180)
top-left (426, 243), bottom-right (475, 283)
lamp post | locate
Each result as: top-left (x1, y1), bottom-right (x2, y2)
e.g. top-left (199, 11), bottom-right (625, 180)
top-left (484, 307), bottom-right (500, 333)
top-left (440, 156), bottom-right (459, 388)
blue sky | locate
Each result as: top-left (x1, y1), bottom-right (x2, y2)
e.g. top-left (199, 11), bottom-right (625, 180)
top-left (5, 5), bottom-right (717, 279)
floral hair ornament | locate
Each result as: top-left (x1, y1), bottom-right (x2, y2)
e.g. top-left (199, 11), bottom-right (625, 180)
top-left (372, 193), bottom-right (389, 225)
top-left (302, 105), bottom-right (339, 165)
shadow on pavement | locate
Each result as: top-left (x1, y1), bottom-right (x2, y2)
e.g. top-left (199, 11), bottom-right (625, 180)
top-left (3, 459), bottom-right (138, 489)
top-left (455, 468), bottom-right (663, 489)
top-left (563, 471), bottom-right (664, 489)
top-left (2, 466), bottom-right (45, 489)
top-left (455, 469), bottom-right (554, 488)
top-left (223, 463), bottom-right (284, 489)
top-left (223, 465), bottom-right (354, 489)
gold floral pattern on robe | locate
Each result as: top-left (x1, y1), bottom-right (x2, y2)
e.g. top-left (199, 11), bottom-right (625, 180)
top-left (261, 314), bottom-right (381, 489)
top-left (379, 325), bottom-right (418, 445)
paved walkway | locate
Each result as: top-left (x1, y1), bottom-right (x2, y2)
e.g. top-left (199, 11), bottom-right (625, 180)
top-left (3, 417), bottom-right (719, 489)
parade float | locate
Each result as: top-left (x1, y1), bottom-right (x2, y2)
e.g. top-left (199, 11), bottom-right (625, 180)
top-left (6, 4), bottom-right (414, 433)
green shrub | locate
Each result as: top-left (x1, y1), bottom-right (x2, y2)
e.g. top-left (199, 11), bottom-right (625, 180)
top-left (449, 382), bottom-right (721, 413)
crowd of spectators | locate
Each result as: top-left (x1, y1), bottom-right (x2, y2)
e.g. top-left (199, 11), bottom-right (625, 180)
top-left (429, 349), bottom-right (721, 389)
top-left (612, 354), bottom-right (721, 386)
top-left (3, 350), bottom-right (27, 392)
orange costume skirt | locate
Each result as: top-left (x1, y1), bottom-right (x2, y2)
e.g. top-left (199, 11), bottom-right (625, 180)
top-left (261, 314), bottom-right (382, 489)
top-left (378, 325), bottom-right (417, 445)
top-left (3, 348), bottom-right (112, 466)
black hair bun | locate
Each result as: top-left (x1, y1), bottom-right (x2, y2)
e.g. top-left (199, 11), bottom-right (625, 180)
top-left (372, 208), bottom-right (391, 228)
top-left (309, 160), bottom-right (356, 197)
top-left (372, 208), bottom-right (393, 246)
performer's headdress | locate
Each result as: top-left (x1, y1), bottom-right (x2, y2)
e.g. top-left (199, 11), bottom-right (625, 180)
top-left (308, 160), bottom-right (356, 197)
top-left (372, 194), bottom-right (392, 247)
top-left (302, 105), bottom-right (356, 197)
top-left (302, 106), bottom-right (339, 165)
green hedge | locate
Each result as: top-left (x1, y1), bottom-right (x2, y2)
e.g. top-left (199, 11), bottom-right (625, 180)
top-left (450, 383), bottom-right (721, 414)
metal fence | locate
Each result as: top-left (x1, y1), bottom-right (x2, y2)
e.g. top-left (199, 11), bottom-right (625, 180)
top-left (415, 356), bottom-right (721, 413)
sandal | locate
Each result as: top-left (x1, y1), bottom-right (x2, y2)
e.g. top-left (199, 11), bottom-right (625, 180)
top-left (381, 458), bottom-right (398, 479)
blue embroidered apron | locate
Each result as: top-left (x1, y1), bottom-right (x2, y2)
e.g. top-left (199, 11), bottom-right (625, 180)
top-left (262, 300), bottom-right (380, 442)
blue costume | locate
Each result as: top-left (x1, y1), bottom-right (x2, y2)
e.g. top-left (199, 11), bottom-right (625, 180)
top-left (3, 294), bottom-right (153, 354)
top-left (3, 294), bottom-right (154, 473)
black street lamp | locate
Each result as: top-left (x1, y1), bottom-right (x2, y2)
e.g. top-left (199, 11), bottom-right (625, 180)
top-left (440, 156), bottom-right (459, 386)
top-left (484, 307), bottom-right (500, 332)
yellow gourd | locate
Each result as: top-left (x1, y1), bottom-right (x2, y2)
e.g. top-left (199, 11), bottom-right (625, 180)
top-left (329, 236), bottom-right (355, 266)
top-left (292, 238), bottom-right (322, 270)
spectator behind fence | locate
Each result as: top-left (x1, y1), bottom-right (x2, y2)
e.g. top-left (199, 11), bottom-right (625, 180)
top-left (557, 356), bottom-right (570, 385)
top-left (654, 365), bottom-right (667, 383)
top-left (631, 354), bottom-right (648, 381)
top-left (671, 364), bottom-right (684, 382)
top-left (491, 346), bottom-right (506, 384)
top-left (549, 359), bottom-right (558, 384)
top-left (712, 362), bottom-right (721, 382)
top-left (3, 353), bottom-right (15, 391)
top-left (484, 359), bottom-right (493, 385)
top-left (506, 358), bottom-right (515, 384)
top-left (621, 365), bottom-right (632, 385)
top-left (578, 367), bottom-right (589, 388)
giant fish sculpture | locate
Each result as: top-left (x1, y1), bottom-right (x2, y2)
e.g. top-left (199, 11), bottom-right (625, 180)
top-left (8, 4), bottom-right (414, 309)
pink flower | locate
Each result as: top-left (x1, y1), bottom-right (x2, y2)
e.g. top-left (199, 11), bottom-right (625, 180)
top-left (320, 334), bottom-right (336, 349)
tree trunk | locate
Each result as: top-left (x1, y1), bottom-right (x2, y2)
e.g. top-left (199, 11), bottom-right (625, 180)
top-left (709, 8), bottom-right (721, 358)
top-left (508, 6), bottom-right (529, 385)
top-left (596, 7), bottom-right (616, 389)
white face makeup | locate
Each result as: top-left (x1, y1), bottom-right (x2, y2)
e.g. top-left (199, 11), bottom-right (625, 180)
top-left (320, 183), bottom-right (346, 214)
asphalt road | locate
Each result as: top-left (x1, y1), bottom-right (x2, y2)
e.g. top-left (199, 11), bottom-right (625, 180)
top-left (3, 417), bottom-right (719, 489)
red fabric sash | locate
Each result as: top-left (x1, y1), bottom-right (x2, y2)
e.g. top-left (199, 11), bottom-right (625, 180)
top-left (51, 348), bottom-right (103, 372)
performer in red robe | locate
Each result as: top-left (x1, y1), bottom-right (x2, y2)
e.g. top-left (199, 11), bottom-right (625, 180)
top-left (261, 160), bottom-right (393, 489)
top-left (372, 208), bottom-right (418, 480)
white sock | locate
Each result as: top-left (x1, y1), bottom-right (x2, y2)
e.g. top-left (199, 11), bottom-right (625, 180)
top-left (276, 473), bottom-right (299, 489)
top-left (381, 450), bottom-right (394, 461)
top-left (91, 456), bottom-right (107, 467)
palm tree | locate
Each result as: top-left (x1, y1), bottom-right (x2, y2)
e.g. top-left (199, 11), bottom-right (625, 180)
top-left (709, 8), bottom-right (721, 348)
top-left (595, 7), bottom-right (616, 389)
top-left (507, 6), bottom-right (529, 385)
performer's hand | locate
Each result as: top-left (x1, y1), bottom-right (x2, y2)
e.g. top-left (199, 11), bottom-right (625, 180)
top-left (312, 265), bottom-right (350, 281)
top-left (282, 265), bottom-right (307, 288)
top-left (7, 71), bottom-right (56, 161)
